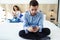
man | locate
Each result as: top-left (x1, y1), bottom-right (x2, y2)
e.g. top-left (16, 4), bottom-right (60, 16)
top-left (19, 0), bottom-right (50, 40)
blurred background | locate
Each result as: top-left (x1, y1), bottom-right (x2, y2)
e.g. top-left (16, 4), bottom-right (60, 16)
top-left (0, 0), bottom-right (59, 26)
top-left (0, 0), bottom-right (60, 40)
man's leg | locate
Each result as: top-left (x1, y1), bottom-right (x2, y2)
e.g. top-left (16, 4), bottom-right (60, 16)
top-left (19, 30), bottom-right (36, 39)
top-left (35, 28), bottom-right (51, 38)
top-left (37, 28), bottom-right (50, 38)
top-left (19, 28), bottom-right (50, 39)
top-left (42, 28), bottom-right (51, 36)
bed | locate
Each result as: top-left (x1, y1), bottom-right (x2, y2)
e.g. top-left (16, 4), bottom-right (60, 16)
top-left (0, 19), bottom-right (60, 40)
top-left (0, 10), bottom-right (60, 40)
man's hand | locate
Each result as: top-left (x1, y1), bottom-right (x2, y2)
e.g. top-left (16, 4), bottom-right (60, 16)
top-left (32, 26), bottom-right (40, 32)
top-left (27, 26), bottom-right (33, 32)
top-left (27, 26), bottom-right (40, 32)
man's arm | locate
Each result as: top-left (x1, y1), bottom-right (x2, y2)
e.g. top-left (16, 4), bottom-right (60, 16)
top-left (30, 13), bottom-right (43, 33)
top-left (23, 14), bottom-right (29, 33)
top-left (23, 14), bottom-right (33, 33)
top-left (38, 13), bottom-right (43, 32)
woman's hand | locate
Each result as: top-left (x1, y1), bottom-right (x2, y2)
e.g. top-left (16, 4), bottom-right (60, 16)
top-left (12, 12), bottom-right (16, 17)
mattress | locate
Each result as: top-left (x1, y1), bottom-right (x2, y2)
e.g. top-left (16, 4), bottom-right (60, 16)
top-left (0, 20), bottom-right (60, 40)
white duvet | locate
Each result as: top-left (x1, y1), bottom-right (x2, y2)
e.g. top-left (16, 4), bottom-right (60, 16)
top-left (0, 9), bottom-right (60, 40)
top-left (0, 20), bottom-right (60, 40)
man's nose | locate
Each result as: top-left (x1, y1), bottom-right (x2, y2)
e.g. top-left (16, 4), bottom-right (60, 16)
top-left (33, 11), bottom-right (36, 13)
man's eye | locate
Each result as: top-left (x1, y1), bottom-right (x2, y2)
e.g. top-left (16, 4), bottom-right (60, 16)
top-left (32, 9), bottom-right (34, 11)
top-left (35, 9), bottom-right (37, 11)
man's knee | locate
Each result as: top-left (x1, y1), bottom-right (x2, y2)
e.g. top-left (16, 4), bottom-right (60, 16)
top-left (19, 30), bottom-right (26, 37)
top-left (42, 28), bottom-right (51, 35)
top-left (19, 30), bottom-right (33, 39)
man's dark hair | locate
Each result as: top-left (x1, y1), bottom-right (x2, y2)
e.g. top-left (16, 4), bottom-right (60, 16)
top-left (29, 0), bottom-right (39, 6)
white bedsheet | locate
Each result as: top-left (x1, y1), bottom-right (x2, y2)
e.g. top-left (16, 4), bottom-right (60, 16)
top-left (0, 20), bottom-right (60, 40)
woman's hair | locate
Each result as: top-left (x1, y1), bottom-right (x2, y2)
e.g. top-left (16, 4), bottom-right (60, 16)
top-left (13, 5), bottom-right (20, 11)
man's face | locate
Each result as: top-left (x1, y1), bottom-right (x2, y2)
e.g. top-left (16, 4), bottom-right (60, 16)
top-left (29, 6), bottom-right (38, 15)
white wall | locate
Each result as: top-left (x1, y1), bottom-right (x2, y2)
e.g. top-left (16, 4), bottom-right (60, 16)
top-left (58, 0), bottom-right (60, 27)
top-left (0, 0), bottom-right (58, 4)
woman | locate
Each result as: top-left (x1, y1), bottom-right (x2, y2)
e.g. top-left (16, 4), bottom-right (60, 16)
top-left (9, 5), bottom-right (23, 23)
top-left (12, 5), bottom-right (22, 18)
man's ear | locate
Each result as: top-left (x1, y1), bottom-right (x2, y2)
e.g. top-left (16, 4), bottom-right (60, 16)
top-left (28, 6), bottom-right (31, 11)
top-left (29, 5), bottom-right (31, 9)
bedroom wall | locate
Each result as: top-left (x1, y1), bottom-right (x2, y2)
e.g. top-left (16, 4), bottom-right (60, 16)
top-left (0, 0), bottom-right (58, 4)
top-left (0, 0), bottom-right (58, 25)
top-left (0, 4), bottom-right (58, 24)
top-left (58, 0), bottom-right (60, 27)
